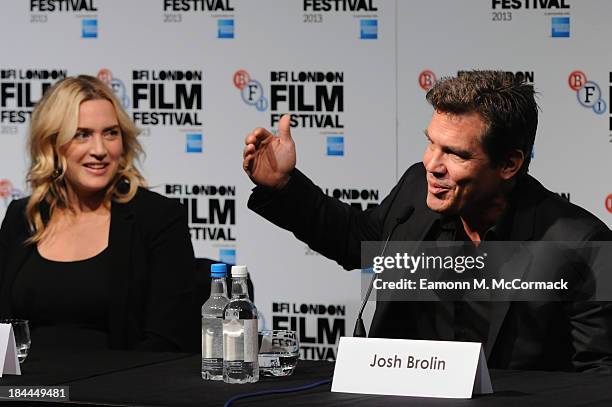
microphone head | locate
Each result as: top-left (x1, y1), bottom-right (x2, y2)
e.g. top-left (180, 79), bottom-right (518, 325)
top-left (353, 317), bottom-right (367, 338)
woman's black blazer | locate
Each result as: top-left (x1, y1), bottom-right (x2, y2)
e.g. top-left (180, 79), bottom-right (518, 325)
top-left (0, 188), bottom-right (198, 352)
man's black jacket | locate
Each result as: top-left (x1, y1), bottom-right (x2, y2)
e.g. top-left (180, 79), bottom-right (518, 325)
top-left (248, 163), bottom-right (612, 372)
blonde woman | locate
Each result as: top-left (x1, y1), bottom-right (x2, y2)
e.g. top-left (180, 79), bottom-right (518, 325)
top-left (0, 76), bottom-right (196, 352)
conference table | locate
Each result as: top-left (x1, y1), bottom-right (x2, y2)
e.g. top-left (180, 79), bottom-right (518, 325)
top-left (1, 345), bottom-right (611, 406)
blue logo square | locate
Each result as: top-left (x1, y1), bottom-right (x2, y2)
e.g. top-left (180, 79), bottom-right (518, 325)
top-left (186, 133), bottom-right (203, 153)
top-left (218, 19), bottom-right (234, 39)
top-left (360, 19), bottom-right (377, 40)
top-left (219, 249), bottom-right (236, 265)
top-left (551, 17), bottom-right (569, 38)
top-left (327, 136), bottom-right (344, 156)
top-left (82, 19), bottom-right (97, 38)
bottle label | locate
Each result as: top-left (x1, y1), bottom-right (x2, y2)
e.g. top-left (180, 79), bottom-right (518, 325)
top-left (223, 319), bottom-right (258, 362)
top-left (244, 319), bottom-right (258, 363)
top-left (202, 318), bottom-right (223, 359)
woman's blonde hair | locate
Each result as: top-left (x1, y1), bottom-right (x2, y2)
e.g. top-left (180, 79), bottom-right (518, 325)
top-left (25, 75), bottom-right (146, 243)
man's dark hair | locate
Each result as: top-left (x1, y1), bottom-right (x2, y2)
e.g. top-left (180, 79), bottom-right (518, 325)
top-left (426, 70), bottom-right (538, 178)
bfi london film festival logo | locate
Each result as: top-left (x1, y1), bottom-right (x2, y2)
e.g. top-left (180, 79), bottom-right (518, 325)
top-left (97, 69), bottom-right (130, 109)
top-left (272, 301), bottom-right (345, 360)
top-left (234, 69), bottom-right (345, 155)
top-left (418, 70), bottom-right (437, 91)
top-left (269, 71), bottom-right (345, 130)
top-left (568, 71), bottom-right (606, 116)
top-left (0, 68), bottom-right (68, 130)
top-left (131, 69), bottom-right (203, 127)
top-left (162, 183), bottom-right (237, 242)
top-left (233, 70), bottom-right (268, 112)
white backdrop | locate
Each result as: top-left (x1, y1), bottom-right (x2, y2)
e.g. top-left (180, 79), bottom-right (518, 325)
top-left (1, 0), bottom-right (610, 360)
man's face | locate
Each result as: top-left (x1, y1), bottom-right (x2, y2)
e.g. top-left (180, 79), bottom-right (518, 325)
top-left (422, 110), bottom-right (504, 216)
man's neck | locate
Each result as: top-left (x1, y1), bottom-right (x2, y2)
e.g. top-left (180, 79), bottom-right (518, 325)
top-left (460, 193), bottom-right (509, 243)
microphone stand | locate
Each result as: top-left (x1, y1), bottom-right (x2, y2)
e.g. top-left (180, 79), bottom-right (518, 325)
top-left (353, 207), bottom-right (414, 337)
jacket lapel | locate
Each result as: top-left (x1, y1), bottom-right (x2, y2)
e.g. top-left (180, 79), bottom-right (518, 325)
top-left (485, 178), bottom-right (538, 359)
top-left (0, 201), bottom-right (34, 317)
top-left (107, 200), bottom-right (135, 348)
top-left (0, 241), bottom-right (33, 316)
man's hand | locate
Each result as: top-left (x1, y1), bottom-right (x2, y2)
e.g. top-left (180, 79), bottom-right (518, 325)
top-left (243, 114), bottom-right (296, 189)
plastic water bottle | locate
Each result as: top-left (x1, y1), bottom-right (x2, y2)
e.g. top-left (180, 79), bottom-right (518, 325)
top-left (223, 265), bottom-right (259, 384)
top-left (201, 263), bottom-right (229, 380)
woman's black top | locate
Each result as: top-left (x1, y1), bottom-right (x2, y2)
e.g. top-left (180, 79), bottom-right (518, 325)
top-left (11, 246), bottom-right (111, 348)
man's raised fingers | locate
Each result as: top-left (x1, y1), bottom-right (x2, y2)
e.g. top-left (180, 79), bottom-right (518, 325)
top-left (245, 127), bottom-right (273, 145)
top-left (243, 144), bottom-right (255, 158)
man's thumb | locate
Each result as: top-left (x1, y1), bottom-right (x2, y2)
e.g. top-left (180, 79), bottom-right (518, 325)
top-left (277, 114), bottom-right (293, 142)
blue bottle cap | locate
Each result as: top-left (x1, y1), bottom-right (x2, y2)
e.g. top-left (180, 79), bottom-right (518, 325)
top-left (210, 263), bottom-right (227, 278)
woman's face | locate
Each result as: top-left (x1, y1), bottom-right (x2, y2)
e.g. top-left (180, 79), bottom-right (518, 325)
top-left (62, 99), bottom-right (123, 198)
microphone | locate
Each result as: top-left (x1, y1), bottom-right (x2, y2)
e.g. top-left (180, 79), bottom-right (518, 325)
top-left (353, 206), bottom-right (415, 337)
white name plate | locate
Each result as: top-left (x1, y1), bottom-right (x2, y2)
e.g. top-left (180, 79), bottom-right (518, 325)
top-left (332, 337), bottom-right (492, 399)
top-left (0, 324), bottom-right (21, 377)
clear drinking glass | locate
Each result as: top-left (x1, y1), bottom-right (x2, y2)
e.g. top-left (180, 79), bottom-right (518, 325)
top-left (258, 330), bottom-right (299, 377)
top-left (0, 319), bottom-right (31, 363)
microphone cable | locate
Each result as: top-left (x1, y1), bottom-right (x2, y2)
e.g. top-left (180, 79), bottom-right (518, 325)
top-left (223, 378), bottom-right (332, 407)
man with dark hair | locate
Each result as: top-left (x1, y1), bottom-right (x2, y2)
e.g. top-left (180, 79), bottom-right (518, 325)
top-left (242, 71), bottom-right (612, 372)
top-left (426, 70), bottom-right (538, 178)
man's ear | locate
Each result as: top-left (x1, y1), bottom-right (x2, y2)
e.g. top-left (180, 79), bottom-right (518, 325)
top-left (499, 149), bottom-right (524, 180)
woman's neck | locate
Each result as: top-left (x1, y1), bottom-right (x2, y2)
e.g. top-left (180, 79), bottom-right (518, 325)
top-left (64, 188), bottom-right (110, 215)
